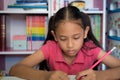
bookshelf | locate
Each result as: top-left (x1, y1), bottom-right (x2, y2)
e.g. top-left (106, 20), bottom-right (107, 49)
top-left (0, 0), bottom-right (50, 74)
top-left (0, 0), bottom-right (107, 74)
top-left (107, 0), bottom-right (120, 59)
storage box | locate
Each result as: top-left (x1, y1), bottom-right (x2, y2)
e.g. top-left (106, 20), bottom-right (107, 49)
top-left (70, 1), bottom-right (85, 11)
top-left (13, 35), bottom-right (27, 50)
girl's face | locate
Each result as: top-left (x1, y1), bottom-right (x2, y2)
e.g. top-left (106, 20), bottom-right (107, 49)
top-left (52, 21), bottom-right (89, 58)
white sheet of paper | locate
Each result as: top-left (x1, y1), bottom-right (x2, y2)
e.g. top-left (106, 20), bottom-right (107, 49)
top-left (68, 75), bottom-right (76, 80)
top-left (1, 76), bottom-right (25, 80)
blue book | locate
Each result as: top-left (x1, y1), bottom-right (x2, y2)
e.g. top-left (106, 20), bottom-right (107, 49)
top-left (8, 4), bottom-right (48, 9)
top-left (27, 36), bottom-right (45, 41)
top-left (16, 0), bottom-right (47, 4)
top-left (15, 2), bottom-right (47, 6)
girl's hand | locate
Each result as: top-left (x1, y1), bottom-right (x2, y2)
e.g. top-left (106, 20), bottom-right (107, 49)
top-left (75, 69), bottom-right (97, 80)
top-left (48, 70), bottom-right (69, 80)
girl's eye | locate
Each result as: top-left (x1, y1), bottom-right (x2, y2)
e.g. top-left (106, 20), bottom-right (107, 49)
top-left (59, 37), bottom-right (67, 41)
top-left (74, 36), bottom-right (80, 40)
top-left (60, 39), bottom-right (66, 41)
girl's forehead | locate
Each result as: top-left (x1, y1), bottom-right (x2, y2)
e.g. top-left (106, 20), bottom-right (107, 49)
top-left (56, 21), bottom-right (84, 34)
top-left (56, 19), bottom-right (83, 28)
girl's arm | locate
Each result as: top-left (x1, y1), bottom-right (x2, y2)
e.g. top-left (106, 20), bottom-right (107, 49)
top-left (76, 67), bottom-right (120, 80)
top-left (95, 66), bottom-right (120, 80)
top-left (76, 50), bottom-right (120, 80)
top-left (9, 50), bottom-right (50, 80)
top-left (9, 50), bottom-right (69, 80)
top-left (98, 50), bottom-right (120, 68)
top-left (96, 50), bottom-right (120, 80)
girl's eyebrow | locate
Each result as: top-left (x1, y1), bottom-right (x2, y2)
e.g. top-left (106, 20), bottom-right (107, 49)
top-left (72, 33), bottom-right (82, 36)
top-left (73, 33), bottom-right (82, 36)
top-left (59, 33), bottom-right (82, 37)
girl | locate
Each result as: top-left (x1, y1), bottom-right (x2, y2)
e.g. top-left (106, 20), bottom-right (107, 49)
top-left (9, 6), bottom-right (120, 80)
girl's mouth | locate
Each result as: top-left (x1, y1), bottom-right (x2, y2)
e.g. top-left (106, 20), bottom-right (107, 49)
top-left (67, 50), bottom-right (75, 54)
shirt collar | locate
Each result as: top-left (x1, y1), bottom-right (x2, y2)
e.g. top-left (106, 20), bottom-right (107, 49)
top-left (56, 48), bottom-right (85, 64)
top-left (56, 48), bottom-right (65, 62)
top-left (73, 50), bottom-right (84, 63)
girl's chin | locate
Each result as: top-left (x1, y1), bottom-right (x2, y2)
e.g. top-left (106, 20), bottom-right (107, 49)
top-left (63, 51), bottom-right (77, 57)
top-left (67, 53), bottom-right (77, 57)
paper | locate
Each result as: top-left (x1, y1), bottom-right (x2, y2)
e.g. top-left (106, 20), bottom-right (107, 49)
top-left (1, 76), bottom-right (25, 80)
top-left (68, 75), bottom-right (76, 80)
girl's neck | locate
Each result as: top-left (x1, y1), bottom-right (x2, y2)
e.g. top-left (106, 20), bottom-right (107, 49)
top-left (63, 54), bottom-right (76, 65)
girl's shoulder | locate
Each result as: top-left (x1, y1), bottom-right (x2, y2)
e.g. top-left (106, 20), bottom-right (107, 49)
top-left (83, 40), bottom-right (101, 49)
top-left (41, 40), bottom-right (58, 50)
top-left (45, 40), bottom-right (57, 46)
top-left (81, 40), bottom-right (102, 56)
top-left (84, 40), bottom-right (96, 47)
top-left (40, 40), bottom-right (60, 60)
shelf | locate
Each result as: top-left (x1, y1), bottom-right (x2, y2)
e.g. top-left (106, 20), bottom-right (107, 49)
top-left (0, 51), bottom-right (35, 55)
top-left (108, 8), bottom-right (120, 13)
top-left (82, 10), bottom-right (104, 14)
top-left (0, 10), bottom-right (49, 14)
top-left (54, 10), bottom-right (104, 14)
top-left (108, 36), bottom-right (120, 41)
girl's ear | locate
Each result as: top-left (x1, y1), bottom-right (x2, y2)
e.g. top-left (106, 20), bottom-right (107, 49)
top-left (84, 26), bottom-right (90, 38)
top-left (51, 30), bottom-right (57, 41)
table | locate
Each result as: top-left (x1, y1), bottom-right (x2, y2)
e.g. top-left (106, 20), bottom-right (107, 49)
top-left (0, 75), bottom-right (76, 80)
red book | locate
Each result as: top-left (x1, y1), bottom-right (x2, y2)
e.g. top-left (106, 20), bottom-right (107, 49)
top-left (0, 15), bottom-right (6, 51)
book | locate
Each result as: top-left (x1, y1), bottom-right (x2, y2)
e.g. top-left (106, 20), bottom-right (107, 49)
top-left (8, 4), bottom-right (48, 9)
top-left (89, 15), bottom-right (101, 42)
top-left (16, 0), bottom-right (47, 4)
top-left (53, 0), bottom-right (69, 11)
top-left (26, 15), bottom-right (47, 50)
top-left (7, 0), bottom-right (48, 11)
top-left (0, 15), bottom-right (6, 51)
top-left (7, 8), bottom-right (47, 12)
top-left (15, 2), bottom-right (47, 5)
top-left (0, 3), bottom-right (6, 74)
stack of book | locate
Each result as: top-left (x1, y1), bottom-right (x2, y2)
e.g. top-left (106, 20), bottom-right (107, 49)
top-left (26, 15), bottom-right (47, 50)
top-left (89, 15), bottom-right (101, 42)
top-left (53, 0), bottom-right (69, 12)
top-left (7, 0), bottom-right (48, 11)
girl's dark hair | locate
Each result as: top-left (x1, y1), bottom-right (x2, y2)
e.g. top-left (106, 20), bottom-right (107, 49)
top-left (45, 5), bottom-right (101, 47)
top-left (39, 16), bottom-right (54, 70)
top-left (39, 6), bottom-right (101, 70)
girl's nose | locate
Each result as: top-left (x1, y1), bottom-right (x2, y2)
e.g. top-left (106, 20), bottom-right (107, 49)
top-left (67, 39), bottom-right (73, 48)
